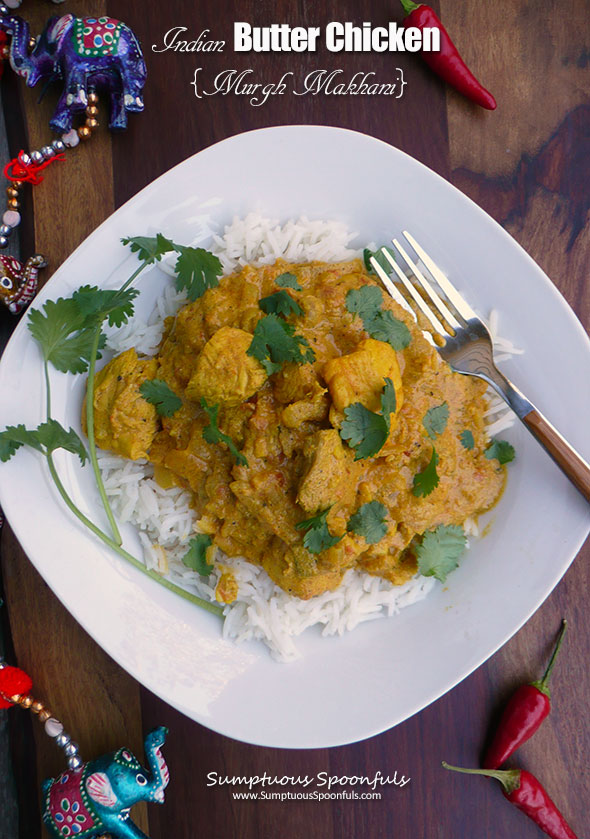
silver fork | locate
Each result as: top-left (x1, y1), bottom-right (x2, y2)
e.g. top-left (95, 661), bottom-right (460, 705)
top-left (370, 231), bottom-right (590, 503)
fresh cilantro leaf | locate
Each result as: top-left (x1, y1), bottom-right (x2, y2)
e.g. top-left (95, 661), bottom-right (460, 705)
top-left (35, 419), bottom-right (88, 464)
top-left (340, 403), bottom-right (388, 461)
top-left (0, 420), bottom-right (87, 465)
top-left (174, 246), bottom-right (222, 301)
top-left (412, 447), bottom-right (440, 497)
top-left (381, 377), bottom-right (397, 419)
top-left (27, 297), bottom-right (104, 374)
top-left (423, 402), bottom-right (449, 440)
top-left (347, 501), bottom-right (388, 544)
top-left (346, 286), bottom-right (411, 351)
top-left (139, 379), bottom-right (182, 418)
top-left (0, 424), bottom-right (42, 460)
top-left (485, 439), bottom-right (515, 464)
top-left (259, 290), bottom-right (303, 318)
top-left (275, 272), bottom-right (302, 290)
top-left (181, 534), bottom-right (214, 575)
top-left (73, 286), bottom-right (140, 329)
top-left (201, 399), bottom-right (248, 467)
top-left (364, 246), bottom-right (396, 274)
top-left (121, 233), bottom-right (175, 264)
top-left (340, 379), bottom-right (396, 460)
top-left (415, 524), bottom-right (466, 583)
top-left (295, 508), bottom-right (342, 554)
top-left (367, 310), bottom-right (411, 350)
top-left (460, 430), bottom-right (475, 450)
top-left (247, 314), bottom-right (315, 375)
top-left (346, 286), bottom-right (383, 322)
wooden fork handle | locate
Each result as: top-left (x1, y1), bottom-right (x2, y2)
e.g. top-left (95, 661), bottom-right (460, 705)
top-left (523, 409), bottom-right (590, 502)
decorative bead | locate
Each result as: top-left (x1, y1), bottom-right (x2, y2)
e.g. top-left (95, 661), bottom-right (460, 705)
top-left (39, 709), bottom-right (51, 723)
top-left (31, 701), bottom-right (44, 714)
top-left (28, 37), bottom-right (36, 50)
top-left (7, 199), bottom-right (19, 210)
top-left (30, 150), bottom-right (43, 165)
top-left (18, 152), bottom-right (30, 166)
top-left (40, 145), bottom-right (55, 160)
top-left (86, 105), bottom-right (99, 117)
top-left (3, 210), bottom-right (20, 228)
top-left (6, 187), bottom-right (19, 199)
top-left (1, 46), bottom-right (9, 60)
top-left (88, 91), bottom-right (99, 104)
top-left (44, 717), bottom-right (63, 737)
top-left (51, 139), bottom-right (65, 153)
top-left (56, 732), bottom-right (71, 748)
top-left (86, 118), bottom-right (99, 130)
top-left (64, 742), bottom-right (79, 757)
top-left (0, 236), bottom-right (9, 249)
top-left (0, 225), bottom-right (11, 237)
top-left (67, 755), bottom-right (83, 771)
top-left (11, 181), bottom-right (23, 189)
top-left (62, 129), bottom-right (79, 148)
top-left (78, 126), bottom-right (92, 141)
top-left (19, 695), bottom-right (33, 708)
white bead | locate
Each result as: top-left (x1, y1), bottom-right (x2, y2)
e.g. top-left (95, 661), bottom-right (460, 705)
top-left (62, 129), bottom-right (79, 148)
top-left (44, 718), bottom-right (64, 738)
top-left (3, 211), bottom-right (20, 228)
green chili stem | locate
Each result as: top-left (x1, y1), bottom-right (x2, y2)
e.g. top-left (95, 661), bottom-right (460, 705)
top-left (441, 762), bottom-right (521, 795)
top-left (534, 619), bottom-right (568, 695)
top-left (400, 0), bottom-right (421, 15)
top-left (45, 453), bottom-right (223, 616)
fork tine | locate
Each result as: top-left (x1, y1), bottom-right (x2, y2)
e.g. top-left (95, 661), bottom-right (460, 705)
top-left (379, 248), bottom-right (448, 337)
top-left (391, 239), bottom-right (463, 331)
top-left (368, 256), bottom-right (416, 318)
top-left (402, 231), bottom-right (479, 321)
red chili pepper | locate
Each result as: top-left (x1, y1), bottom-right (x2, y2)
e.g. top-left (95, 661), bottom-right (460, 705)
top-left (442, 763), bottom-right (578, 839)
top-left (399, 1), bottom-right (496, 110)
top-left (483, 620), bottom-right (567, 770)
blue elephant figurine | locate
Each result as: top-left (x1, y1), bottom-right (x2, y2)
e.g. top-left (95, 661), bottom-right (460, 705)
top-left (0, 9), bottom-right (146, 132)
top-left (41, 726), bottom-right (170, 839)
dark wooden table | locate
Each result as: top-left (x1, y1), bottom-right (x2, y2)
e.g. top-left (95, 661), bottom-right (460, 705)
top-left (2, 1), bottom-right (590, 836)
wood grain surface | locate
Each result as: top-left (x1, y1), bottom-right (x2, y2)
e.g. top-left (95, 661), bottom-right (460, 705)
top-left (1, 1), bottom-right (589, 837)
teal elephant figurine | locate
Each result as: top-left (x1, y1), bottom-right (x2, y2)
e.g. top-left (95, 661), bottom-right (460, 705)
top-left (42, 726), bottom-right (170, 839)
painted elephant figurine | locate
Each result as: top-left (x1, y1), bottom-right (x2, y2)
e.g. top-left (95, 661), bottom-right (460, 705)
top-left (0, 10), bottom-right (146, 132)
top-left (42, 726), bottom-right (170, 839)
top-left (0, 252), bottom-right (46, 314)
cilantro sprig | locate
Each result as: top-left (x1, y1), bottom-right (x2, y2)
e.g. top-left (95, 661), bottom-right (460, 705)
top-left (423, 403), bottom-right (449, 440)
top-left (347, 501), bottom-right (388, 544)
top-left (346, 286), bottom-right (411, 351)
top-left (181, 534), bottom-right (214, 575)
top-left (340, 378), bottom-right (396, 460)
top-left (363, 246), bottom-right (396, 274)
top-left (247, 314), bottom-right (315, 375)
top-left (0, 419), bottom-right (87, 465)
top-left (259, 290), bottom-right (303, 318)
top-left (412, 448), bottom-right (440, 497)
top-left (485, 439), bottom-right (515, 464)
top-left (275, 272), bottom-right (302, 290)
top-left (173, 246), bottom-right (223, 301)
top-left (460, 430), bottom-right (475, 450)
top-left (415, 524), bottom-right (466, 583)
top-left (201, 399), bottom-right (248, 467)
top-left (139, 379), bottom-right (183, 418)
top-left (295, 508), bottom-right (342, 554)
top-left (0, 232), bottom-right (227, 618)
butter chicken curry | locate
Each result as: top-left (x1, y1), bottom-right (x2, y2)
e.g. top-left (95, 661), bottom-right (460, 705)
top-left (89, 259), bottom-right (505, 599)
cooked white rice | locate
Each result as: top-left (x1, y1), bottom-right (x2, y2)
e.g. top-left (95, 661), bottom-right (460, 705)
top-left (99, 215), bottom-right (516, 661)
